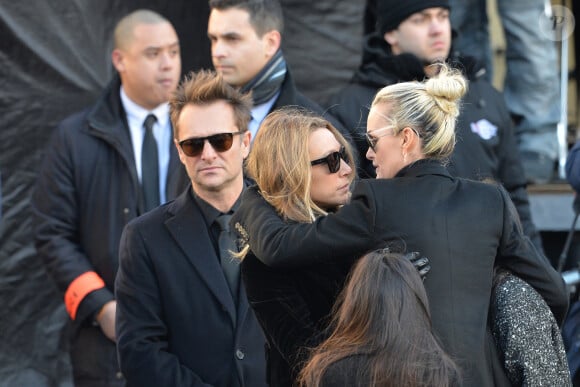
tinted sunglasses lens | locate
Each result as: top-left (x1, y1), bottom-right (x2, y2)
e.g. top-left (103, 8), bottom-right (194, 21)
top-left (366, 135), bottom-right (375, 151)
top-left (208, 133), bottom-right (234, 152)
top-left (327, 152), bottom-right (341, 173)
top-left (180, 139), bottom-right (204, 157)
top-left (340, 147), bottom-right (349, 163)
top-left (180, 133), bottom-right (235, 156)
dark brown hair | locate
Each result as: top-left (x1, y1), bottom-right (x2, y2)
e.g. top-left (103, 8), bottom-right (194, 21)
top-left (298, 249), bottom-right (460, 386)
top-left (209, 0), bottom-right (284, 36)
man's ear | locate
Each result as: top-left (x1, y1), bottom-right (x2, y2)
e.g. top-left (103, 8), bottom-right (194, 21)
top-left (241, 131), bottom-right (252, 158)
top-left (384, 30), bottom-right (397, 47)
top-left (111, 49), bottom-right (125, 73)
top-left (264, 30), bottom-right (281, 57)
top-left (174, 138), bottom-right (187, 165)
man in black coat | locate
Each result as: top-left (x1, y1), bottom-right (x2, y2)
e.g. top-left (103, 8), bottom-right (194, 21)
top-left (207, 0), bottom-right (351, 144)
top-left (115, 70), bottom-right (267, 387)
top-left (328, 0), bottom-right (543, 251)
top-left (31, 10), bottom-right (188, 386)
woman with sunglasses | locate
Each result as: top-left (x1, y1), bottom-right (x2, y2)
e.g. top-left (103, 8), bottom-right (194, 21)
top-left (236, 107), bottom-right (356, 387)
top-left (232, 65), bottom-right (569, 386)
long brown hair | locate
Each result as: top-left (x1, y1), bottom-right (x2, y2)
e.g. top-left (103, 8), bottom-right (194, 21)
top-left (245, 107), bottom-right (356, 223)
top-left (298, 250), bottom-right (460, 386)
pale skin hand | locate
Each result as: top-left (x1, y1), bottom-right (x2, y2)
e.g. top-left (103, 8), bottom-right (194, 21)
top-left (96, 300), bottom-right (117, 342)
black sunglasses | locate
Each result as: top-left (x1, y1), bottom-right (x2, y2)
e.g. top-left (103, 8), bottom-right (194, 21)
top-left (310, 146), bottom-right (348, 173)
top-left (365, 133), bottom-right (378, 152)
top-left (178, 132), bottom-right (242, 157)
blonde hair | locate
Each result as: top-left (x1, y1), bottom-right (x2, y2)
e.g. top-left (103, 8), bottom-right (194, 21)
top-left (246, 107), bottom-right (356, 223)
top-left (372, 64), bottom-right (467, 161)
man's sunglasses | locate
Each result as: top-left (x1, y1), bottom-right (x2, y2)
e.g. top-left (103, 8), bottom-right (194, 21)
top-left (310, 146), bottom-right (348, 173)
top-left (178, 132), bottom-right (242, 157)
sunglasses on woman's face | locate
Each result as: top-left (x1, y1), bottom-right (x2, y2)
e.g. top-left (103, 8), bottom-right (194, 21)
top-left (178, 132), bottom-right (242, 157)
top-left (366, 126), bottom-right (395, 152)
top-left (310, 146), bottom-right (348, 173)
top-left (366, 126), bottom-right (421, 152)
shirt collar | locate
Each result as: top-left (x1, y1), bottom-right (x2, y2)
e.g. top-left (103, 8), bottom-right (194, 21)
top-left (191, 188), bottom-right (243, 228)
top-left (251, 91), bottom-right (278, 124)
top-left (120, 86), bottom-right (170, 128)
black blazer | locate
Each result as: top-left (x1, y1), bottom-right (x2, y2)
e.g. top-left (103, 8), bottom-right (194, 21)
top-left (232, 159), bottom-right (569, 387)
top-left (318, 355), bottom-right (372, 387)
top-left (241, 252), bottom-right (351, 386)
top-left (116, 187), bottom-right (267, 387)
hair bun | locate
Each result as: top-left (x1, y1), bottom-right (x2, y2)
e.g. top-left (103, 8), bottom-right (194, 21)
top-left (425, 65), bottom-right (468, 118)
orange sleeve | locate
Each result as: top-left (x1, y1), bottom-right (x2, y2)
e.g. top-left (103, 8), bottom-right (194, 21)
top-left (64, 271), bottom-right (105, 320)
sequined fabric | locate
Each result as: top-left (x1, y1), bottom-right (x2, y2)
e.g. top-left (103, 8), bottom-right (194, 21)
top-left (490, 273), bottom-right (572, 386)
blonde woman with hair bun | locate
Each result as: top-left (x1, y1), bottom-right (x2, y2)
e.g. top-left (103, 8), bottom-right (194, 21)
top-left (232, 64), bottom-right (568, 386)
top-left (367, 63), bottom-right (466, 177)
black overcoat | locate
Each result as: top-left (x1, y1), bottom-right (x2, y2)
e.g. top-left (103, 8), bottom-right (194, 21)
top-left (326, 37), bottom-right (542, 251)
top-left (241, 251), bottom-right (350, 386)
top-left (31, 76), bottom-right (188, 383)
top-left (116, 188), bottom-right (267, 387)
top-left (232, 159), bottom-right (569, 387)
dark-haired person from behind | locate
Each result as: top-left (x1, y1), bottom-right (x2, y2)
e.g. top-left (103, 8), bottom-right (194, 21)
top-left (299, 249), bottom-right (460, 387)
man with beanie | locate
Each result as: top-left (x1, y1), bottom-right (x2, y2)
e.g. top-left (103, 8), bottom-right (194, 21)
top-left (207, 0), bottom-right (350, 144)
top-left (328, 0), bottom-right (544, 253)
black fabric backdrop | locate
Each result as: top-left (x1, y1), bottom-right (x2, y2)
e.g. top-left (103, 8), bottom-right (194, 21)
top-left (0, 1), bottom-right (363, 385)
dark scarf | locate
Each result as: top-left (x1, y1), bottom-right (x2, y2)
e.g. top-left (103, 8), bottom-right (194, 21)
top-left (240, 49), bottom-right (287, 105)
top-left (353, 33), bottom-right (426, 88)
top-left (352, 32), bottom-right (484, 89)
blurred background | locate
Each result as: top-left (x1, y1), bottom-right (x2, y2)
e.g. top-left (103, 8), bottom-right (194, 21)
top-left (1, 0), bottom-right (579, 385)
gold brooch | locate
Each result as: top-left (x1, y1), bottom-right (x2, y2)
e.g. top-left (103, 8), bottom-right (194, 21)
top-left (234, 222), bottom-right (249, 246)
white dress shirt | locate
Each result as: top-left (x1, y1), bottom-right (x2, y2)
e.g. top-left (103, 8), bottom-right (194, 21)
top-left (248, 91), bottom-right (279, 144)
top-left (120, 87), bottom-right (171, 204)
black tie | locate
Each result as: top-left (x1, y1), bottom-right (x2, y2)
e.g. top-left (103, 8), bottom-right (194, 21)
top-left (141, 114), bottom-right (160, 212)
top-left (215, 213), bottom-right (240, 303)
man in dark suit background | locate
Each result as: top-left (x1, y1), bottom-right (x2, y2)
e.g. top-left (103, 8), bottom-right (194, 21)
top-left (115, 70), bottom-right (267, 387)
top-left (31, 10), bottom-right (188, 386)
top-left (207, 0), bottom-right (352, 145)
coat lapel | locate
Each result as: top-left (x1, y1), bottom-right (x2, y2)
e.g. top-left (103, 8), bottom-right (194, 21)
top-left (164, 189), bottom-right (237, 325)
top-left (236, 282), bottom-right (250, 329)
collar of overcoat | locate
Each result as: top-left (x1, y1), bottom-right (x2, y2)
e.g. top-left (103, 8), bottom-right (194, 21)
top-left (163, 187), bottom-right (250, 328)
